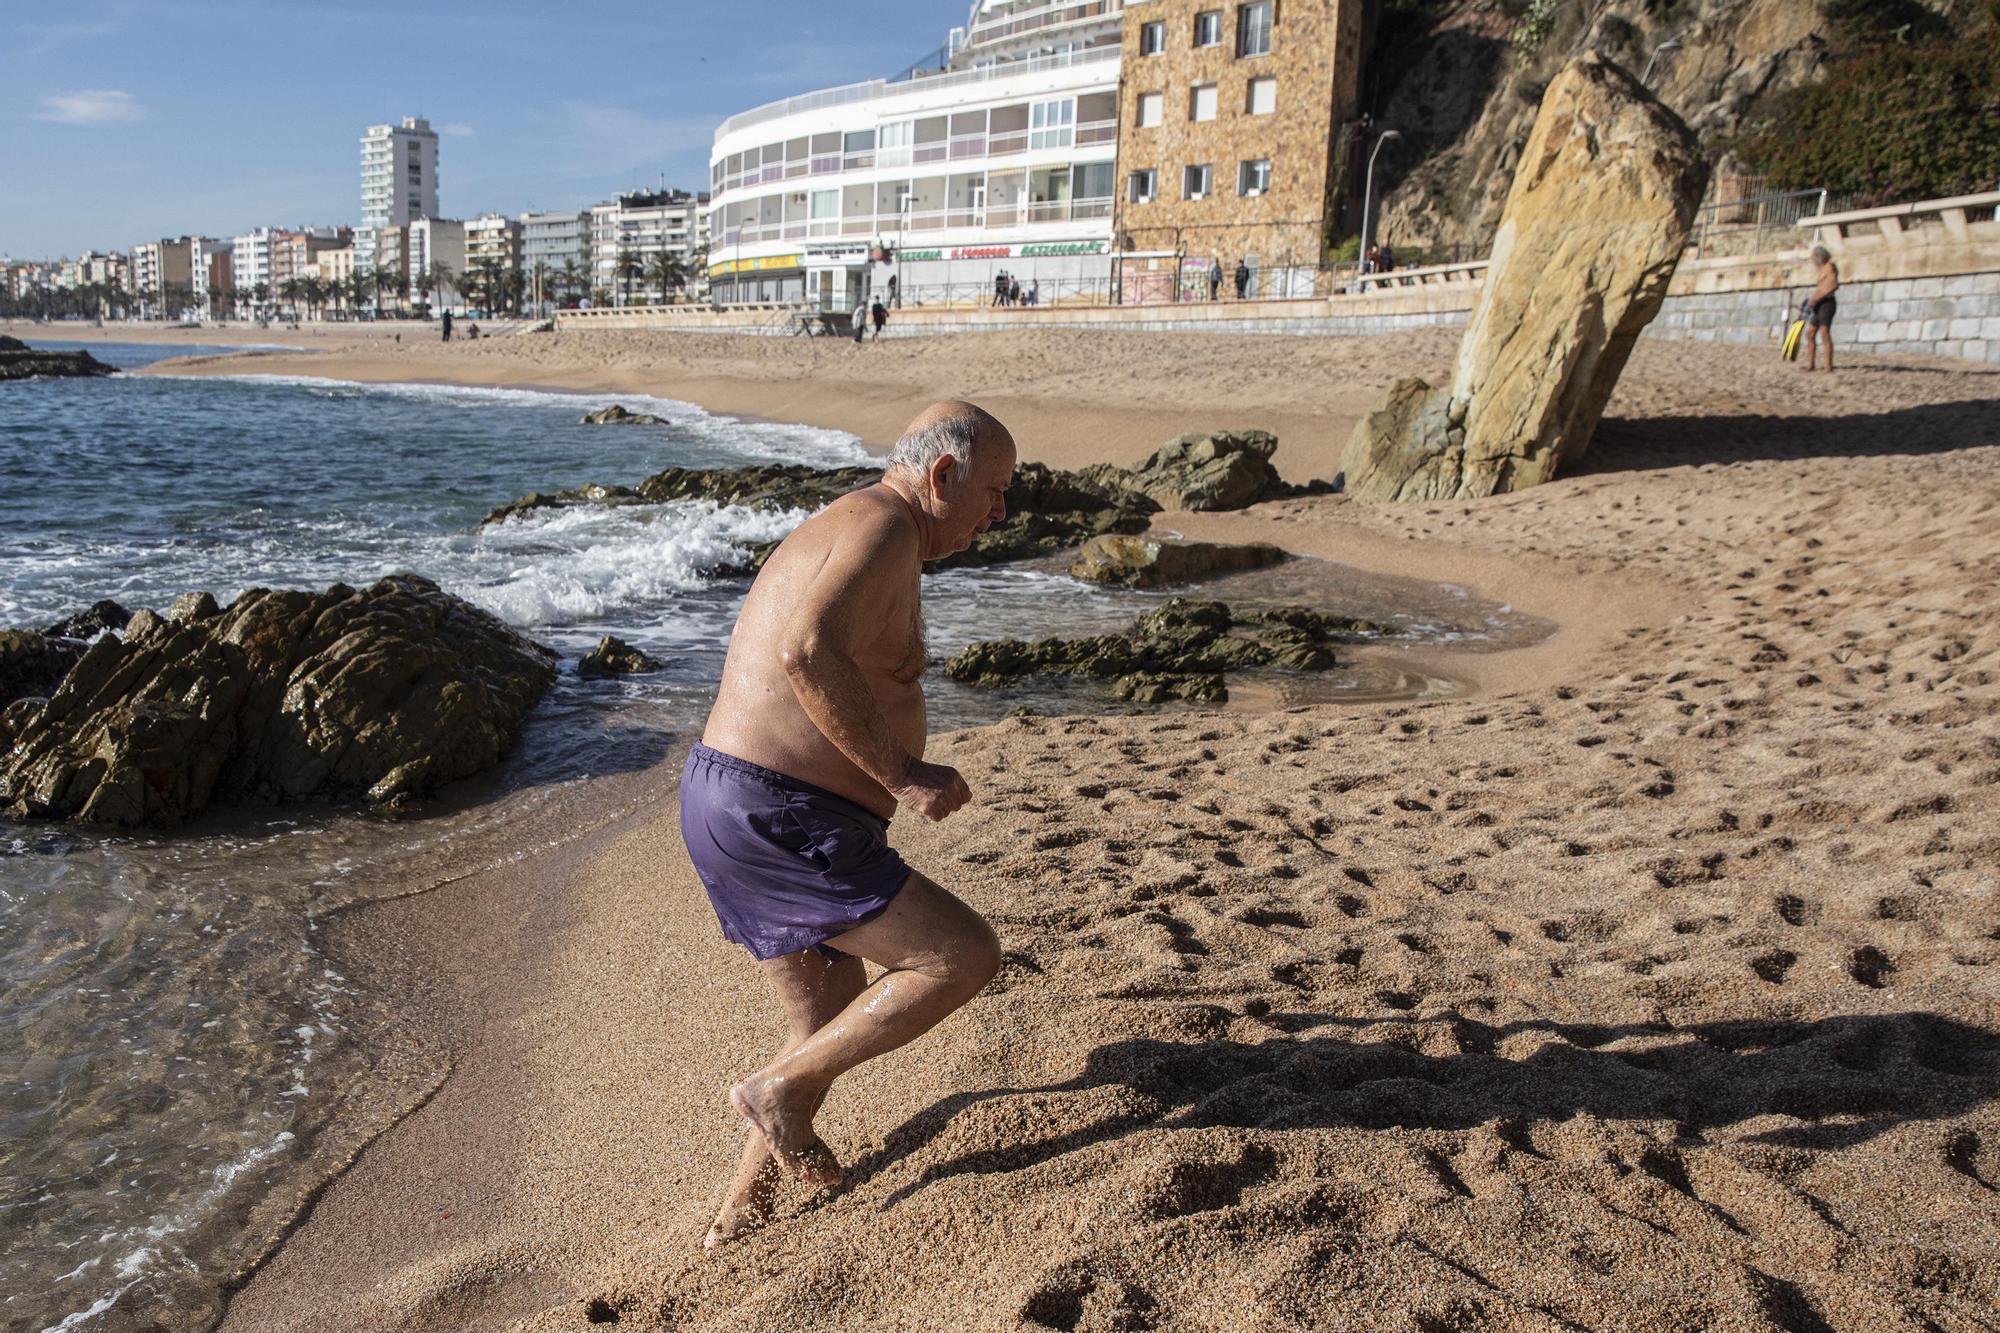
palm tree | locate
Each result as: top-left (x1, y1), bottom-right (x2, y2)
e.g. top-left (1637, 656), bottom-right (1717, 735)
top-left (206, 281), bottom-right (224, 321)
top-left (279, 277), bottom-right (302, 321)
top-left (347, 272), bottom-right (370, 319)
top-left (251, 282), bottom-right (271, 319)
top-left (559, 257), bottom-right (584, 310)
top-left (614, 246), bottom-right (641, 307)
top-left (426, 260), bottom-right (455, 315)
top-left (645, 250), bottom-right (686, 305)
top-left (372, 264), bottom-right (404, 316)
top-left (529, 260), bottom-right (550, 315)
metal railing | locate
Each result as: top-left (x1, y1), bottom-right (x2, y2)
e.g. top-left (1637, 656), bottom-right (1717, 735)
top-left (1686, 187), bottom-right (1840, 258)
top-left (715, 45), bottom-right (1119, 139)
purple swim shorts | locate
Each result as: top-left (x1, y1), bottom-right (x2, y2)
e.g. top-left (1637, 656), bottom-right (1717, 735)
top-left (679, 742), bottom-right (911, 961)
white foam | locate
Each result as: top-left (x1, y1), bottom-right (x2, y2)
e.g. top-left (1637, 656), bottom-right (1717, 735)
top-left (153, 372), bottom-right (873, 466)
top-left (450, 500), bottom-right (806, 627)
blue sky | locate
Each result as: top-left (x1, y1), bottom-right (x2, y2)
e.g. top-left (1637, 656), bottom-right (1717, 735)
top-left (1, 0), bottom-right (966, 259)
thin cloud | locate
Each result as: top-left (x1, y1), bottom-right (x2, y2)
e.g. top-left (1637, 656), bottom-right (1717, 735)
top-left (36, 89), bottom-right (143, 125)
top-left (442, 122), bottom-right (474, 137)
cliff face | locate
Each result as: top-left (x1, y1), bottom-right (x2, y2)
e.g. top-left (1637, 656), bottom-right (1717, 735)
top-left (1363, 0), bottom-right (1956, 256)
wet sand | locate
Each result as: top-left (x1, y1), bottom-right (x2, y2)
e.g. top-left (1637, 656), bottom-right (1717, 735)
top-left (73, 319), bottom-right (2000, 1327)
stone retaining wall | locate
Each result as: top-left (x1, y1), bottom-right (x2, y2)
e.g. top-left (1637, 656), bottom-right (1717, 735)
top-left (1646, 270), bottom-right (2000, 362)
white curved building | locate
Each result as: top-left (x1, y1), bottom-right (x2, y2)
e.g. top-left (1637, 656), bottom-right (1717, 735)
top-left (707, 1), bottom-right (1127, 308)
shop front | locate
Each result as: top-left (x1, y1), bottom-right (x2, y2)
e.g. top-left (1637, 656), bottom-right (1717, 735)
top-left (708, 252), bottom-right (806, 305)
top-left (890, 238), bottom-right (1112, 305)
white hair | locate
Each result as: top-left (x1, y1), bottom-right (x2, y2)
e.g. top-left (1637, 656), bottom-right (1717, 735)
top-left (887, 411), bottom-right (983, 483)
top-left (1811, 244), bottom-right (1831, 263)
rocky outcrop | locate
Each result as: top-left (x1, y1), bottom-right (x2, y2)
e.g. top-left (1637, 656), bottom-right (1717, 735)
top-left (1082, 431), bottom-right (1292, 512)
top-left (1342, 54), bottom-right (1706, 502)
top-left (0, 575), bottom-right (558, 828)
top-left (481, 465), bottom-right (879, 527)
top-left (0, 631), bottom-right (83, 709)
top-left (946, 598), bottom-right (1384, 706)
top-left (45, 600), bottom-right (133, 641)
top-left (0, 340), bottom-right (116, 381)
top-left (933, 463), bottom-right (1158, 570)
top-left (1069, 535), bottom-right (1289, 588)
top-left (580, 404), bottom-right (668, 426)
top-left (578, 635), bottom-right (663, 678)
top-left (1372, 0), bottom-right (1830, 256)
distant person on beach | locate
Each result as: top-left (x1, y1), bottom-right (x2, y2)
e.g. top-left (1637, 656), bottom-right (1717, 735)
top-left (870, 298), bottom-right (888, 339)
top-left (441, 309), bottom-right (452, 342)
top-left (684, 400), bottom-right (1014, 1247)
top-left (1803, 244), bottom-right (1840, 373)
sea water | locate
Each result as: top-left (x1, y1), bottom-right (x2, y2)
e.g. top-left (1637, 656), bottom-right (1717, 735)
top-left (0, 341), bottom-right (1539, 1330)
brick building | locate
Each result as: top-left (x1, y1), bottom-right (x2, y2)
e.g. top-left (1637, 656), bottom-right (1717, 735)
top-left (1111, 0), bottom-right (1367, 300)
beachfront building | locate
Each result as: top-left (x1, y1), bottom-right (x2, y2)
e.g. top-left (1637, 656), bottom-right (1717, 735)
top-left (270, 227), bottom-right (354, 306)
top-left (358, 116), bottom-right (440, 274)
top-left (705, 0), bottom-right (1126, 308)
top-left (589, 190), bottom-right (707, 305)
top-left (130, 237), bottom-right (194, 317)
top-left (1111, 0), bottom-right (1368, 300)
top-left (521, 210), bottom-right (589, 311)
top-left (192, 240), bottom-right (232, 319)
top-left (230, 228), bottom-right (276, 312)
top-left (464, 213), bottom-right (523, 312)
top-left (406, 217), bottom-right (467, 311)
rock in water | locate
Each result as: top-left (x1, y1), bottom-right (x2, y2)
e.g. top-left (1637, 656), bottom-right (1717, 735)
top-left (1069, 535), bottom-right (1289, 588)
top-left (0, 631), bottom-right (83, 709)
top-left (1341, 53), bottom-right (1707, 502)
top-left (580, 404), bottom-right (668, 425)
top-left (0, 340), bottom-right (117, 381)
top-left (578, 635), bottom-right (664, 678)
top-left (0, 575), bottom-right (558, 828)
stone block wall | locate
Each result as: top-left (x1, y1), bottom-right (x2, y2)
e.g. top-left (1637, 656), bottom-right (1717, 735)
top-left (1647, 270), bottom-right (2000, 363)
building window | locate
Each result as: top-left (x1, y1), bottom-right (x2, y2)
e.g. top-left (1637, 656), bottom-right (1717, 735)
top-left (1193, 10), bottom-right (1222, 46)
top-left (1247, 76), bottom-right (1277, 115)
top-left (1137, 92), bottom-right (1163, 128)
top-left (1140, 20), bottom-right (1165, 55)
top-left (1030, 98), bottom-right (1075, 149)
top-left (1238, 158), bottom-right (1272, 196)
top-left (1127, 168), bottom-right (1157, 203)
top-left (1190, 83), bottom-right (1218, 122)
top-left (1183, 163), bottom-right (1212, 199)
top-left (1237, 2), bottom-right (1273, 57)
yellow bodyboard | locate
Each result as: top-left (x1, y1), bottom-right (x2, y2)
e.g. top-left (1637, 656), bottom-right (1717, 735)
top-left (1782, 319), bottom-right (1806, 361)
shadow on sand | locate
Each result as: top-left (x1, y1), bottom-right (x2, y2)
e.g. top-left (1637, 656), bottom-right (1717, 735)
top-left (846, 1011), bottom-right (2000, 1207)
top-left (1585, 397), bottom-right (2000, 474)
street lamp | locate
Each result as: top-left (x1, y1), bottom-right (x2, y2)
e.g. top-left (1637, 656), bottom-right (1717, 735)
top-left (1642, 37), bottom-right (1683, 86)
top-left (1360, 129), bottom-right (1402, 277)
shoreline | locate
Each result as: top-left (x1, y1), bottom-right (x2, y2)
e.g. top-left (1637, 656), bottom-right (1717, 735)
top-left (19, 319), bottom-right (1999, 1327)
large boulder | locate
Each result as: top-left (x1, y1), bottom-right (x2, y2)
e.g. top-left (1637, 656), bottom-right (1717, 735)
top-left (1092, 430), bottom-right (1287, 512)
top-left (0, 575), bottom-right (558, 828)
top-left (1341, 53), bottom-right (1708, 502)
top-left (0, 340), bottom-right (116, 381)
top-left (1069, 535), bottom-right (1289, 588)
top-left (932, 462), bottom-right (1158, 569)
top-left (0, 631), bottom-right (84, 709)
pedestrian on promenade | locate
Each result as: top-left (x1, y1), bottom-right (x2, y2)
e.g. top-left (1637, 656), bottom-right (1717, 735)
top-left (1234, 258), bottom-right (1251, 300)
top-left (1028, 280), bottom-right (1039, 307)
top-left (994, 271), bottom-right (1010, 307)
top-left (871, 298), bottom-right (888, 340)
top-left (1009, 276), bottom-right (1023, 306)
top-left (1207, 257), bottom-right (1221, 302)
top-left (1803, 244), bottom-right (1840, 373)
top-left (686, 401), bottom-right (1014, 1248)
top-left (1380, 241), bottom-right (1396, 273)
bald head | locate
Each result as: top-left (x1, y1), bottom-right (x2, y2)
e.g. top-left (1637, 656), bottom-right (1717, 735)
top-left (886, 400), bottom-right (1013, 484)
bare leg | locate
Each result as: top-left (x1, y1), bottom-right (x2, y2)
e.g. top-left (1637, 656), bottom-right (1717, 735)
top-left (1820, 325), bottom-right (1835, 372)
top-left (729, 873), bottom-right (1000, 1186)
top-left (706, 950), bottom-right (865, 1249)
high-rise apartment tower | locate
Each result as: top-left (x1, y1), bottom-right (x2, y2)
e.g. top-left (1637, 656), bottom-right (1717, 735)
top-left (358, 116), bottom-right (440, 271)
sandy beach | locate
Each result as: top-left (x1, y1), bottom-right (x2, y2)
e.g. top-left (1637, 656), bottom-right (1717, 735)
top-left (38, 318), bottom-right (2000, 1327)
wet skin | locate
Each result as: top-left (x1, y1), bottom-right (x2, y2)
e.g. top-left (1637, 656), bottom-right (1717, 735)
top-left (699, 404), bottom-right (1015, 1242)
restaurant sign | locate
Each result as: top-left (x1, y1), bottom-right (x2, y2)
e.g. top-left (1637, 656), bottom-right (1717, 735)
top-left (897, 240), bottom-right (1109, 262)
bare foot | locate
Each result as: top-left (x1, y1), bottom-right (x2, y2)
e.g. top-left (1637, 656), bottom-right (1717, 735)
top-left (730, 1076), bottom-right (842, 1186)
top-left (704, 1162), bottom-right (777, 1250)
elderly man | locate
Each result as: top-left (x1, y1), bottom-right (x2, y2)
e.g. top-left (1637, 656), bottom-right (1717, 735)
top-left (1803, 243), bottom-right (1840, 373)
top-left (682, 400), bottom-right (1015, 1247)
